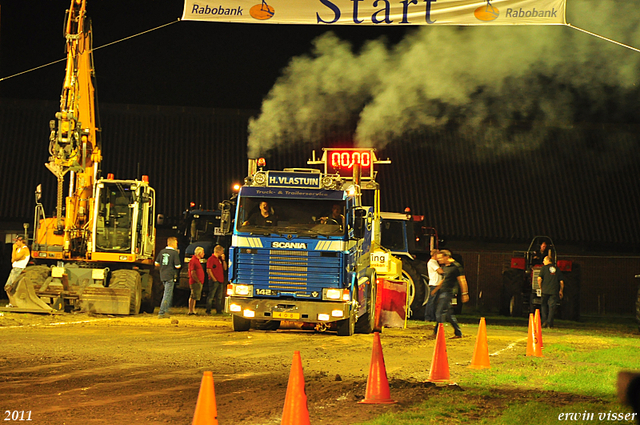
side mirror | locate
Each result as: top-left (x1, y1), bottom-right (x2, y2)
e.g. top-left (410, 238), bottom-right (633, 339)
top-left (353, 208), bottom-right (366, 239)
top-left (35, 184), bottom-right (42, 203)
top-left (220, 202), bottom-right (232, 235)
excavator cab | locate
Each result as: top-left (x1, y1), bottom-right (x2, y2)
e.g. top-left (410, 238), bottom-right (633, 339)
top-left (96, 187), bottom-right (133, 250)
top-left (94, 178), bottom-right (156, 258)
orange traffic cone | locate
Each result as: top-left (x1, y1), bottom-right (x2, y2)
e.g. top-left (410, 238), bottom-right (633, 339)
top-left (281, 351), bottom-right (311, 425)
top-left (526, 313), bottom-right (543, 357)
top-left (534, 308), bottom-right (544, 349)
top-left (428, 323), bottom-right (450, 383)
top-left (192, 371), bottom-right (218, 425)
top-left (359, 332), bottom-right (397, 404)
top-left (469, 317), bottom-right (490, 369)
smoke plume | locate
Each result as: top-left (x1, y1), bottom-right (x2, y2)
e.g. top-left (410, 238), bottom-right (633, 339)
top-left (247, 0), bottom-right (640, 160)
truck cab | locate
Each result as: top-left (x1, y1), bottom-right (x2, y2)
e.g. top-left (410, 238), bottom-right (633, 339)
top-left (226, 149), bottom-right (386, 335)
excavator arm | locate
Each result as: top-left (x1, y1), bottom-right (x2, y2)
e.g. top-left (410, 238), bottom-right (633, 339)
top-left (46, 0), bottom-right (102, 253)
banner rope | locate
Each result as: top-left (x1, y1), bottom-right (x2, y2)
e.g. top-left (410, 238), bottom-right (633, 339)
top-left (0, 19), bottom-right (181, 83)
top-left (567, 23), bottom-right (640, 54)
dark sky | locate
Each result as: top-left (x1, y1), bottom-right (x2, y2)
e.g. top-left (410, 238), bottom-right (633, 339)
top-left (0, 0), bottom-right (410, 110)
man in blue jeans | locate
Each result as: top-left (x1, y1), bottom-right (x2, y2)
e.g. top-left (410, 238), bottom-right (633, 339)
top-left (538, 256), bottom-right (564, 328)
top-left (424, 250), bottom-right (443, 321)
top-left (155, 237), bottom-right (181, 318)
top-left (431, 250), bottom-right (469, 338)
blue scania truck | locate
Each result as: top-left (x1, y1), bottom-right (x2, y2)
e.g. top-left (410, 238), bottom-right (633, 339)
top-left (225, 148), bottom-right (389, 336)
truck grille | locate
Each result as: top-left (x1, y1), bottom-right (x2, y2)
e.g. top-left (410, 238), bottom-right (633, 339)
top-left (236, 248), bottom-right (342, 293)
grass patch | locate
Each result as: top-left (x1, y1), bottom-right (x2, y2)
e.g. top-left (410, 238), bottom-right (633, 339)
top-left (356, 320), bottom-right (640, 425)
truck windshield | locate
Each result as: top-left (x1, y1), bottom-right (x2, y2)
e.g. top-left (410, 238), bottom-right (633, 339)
top-left (236, 198), bottom-right (346, 236)
top-left (187, 215), bottom-right (218, 243)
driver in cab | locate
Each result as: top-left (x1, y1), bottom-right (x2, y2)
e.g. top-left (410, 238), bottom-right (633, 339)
top-left (243, 201), bottom-right (278, 226)
top-left (320, 204), bottom-right (345, 229)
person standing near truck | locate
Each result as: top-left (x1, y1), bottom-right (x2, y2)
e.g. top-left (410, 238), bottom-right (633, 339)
top-left (4, 235), bottom-right (30, 301)
top-left (424, 249), bottom-right (443, 322)
top-left (206, 245), bottom-right (227, 315)
top-left (155, 236), bottom-right (181, 318)
top-left (188, 247), bottom-right (206, 315)
top-left (538, 256), bottom-right (564, 328)
top-left (432, 250), bottom-right (469, 338)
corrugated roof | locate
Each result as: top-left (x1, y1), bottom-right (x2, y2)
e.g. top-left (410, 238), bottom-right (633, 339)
top-left (2, 98), bottom-right (640, 250)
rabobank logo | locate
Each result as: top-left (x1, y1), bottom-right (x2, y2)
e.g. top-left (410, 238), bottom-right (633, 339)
top-left (250, 0), bottom-right (275, 20)
top-left (474, 0), bottom-right (558, 22)
top-left (191, 3), bottom-right (244, 16)
top-left (474, 1), bottom-right (499, 22)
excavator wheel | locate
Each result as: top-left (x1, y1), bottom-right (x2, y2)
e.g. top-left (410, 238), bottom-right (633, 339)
top-left (139, 272), bottom-right (156, 314)
top-left (14, 265), bottom-right (51, 292)
top-left (108, 270), bottom-right (142, 315)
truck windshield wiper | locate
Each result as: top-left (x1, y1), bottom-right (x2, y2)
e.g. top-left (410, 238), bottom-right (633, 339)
top-left (299, 229), bottom-right (333, 238)
top-left (243, 225), bottom-right (275, 236)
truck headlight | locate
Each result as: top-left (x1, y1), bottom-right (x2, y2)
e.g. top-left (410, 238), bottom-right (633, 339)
top-left (324, 288), bottom-right (342, 300)
top-left (323, 288), bottom-right (350, 301)
top-left (230, 284), bottom-right (253, 297)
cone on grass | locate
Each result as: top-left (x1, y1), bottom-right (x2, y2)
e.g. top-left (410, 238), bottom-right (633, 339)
top-left (469, 317), bottom-right (490, 369)
top-left (526, 313), bottom-right (543, 357)
top-left (359, 332), bottom-right (397, 404)
top-left (281, 351), bottom-right (311, 425)
top-left (534, 308), bottom-right (544, 349)
top-left (192, 371), bottom-right (218, 425)
top-left (428, 323), bottom-right (450, 383)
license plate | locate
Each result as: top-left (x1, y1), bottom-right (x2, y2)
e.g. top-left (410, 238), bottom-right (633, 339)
top-left (273, 311), bottom-right (299, 319)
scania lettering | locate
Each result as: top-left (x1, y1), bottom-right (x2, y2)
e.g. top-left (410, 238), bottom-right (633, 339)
top-left (226, 148), bottom-right (390, 336)
top-left (272, 242), bottom-right (307, 249)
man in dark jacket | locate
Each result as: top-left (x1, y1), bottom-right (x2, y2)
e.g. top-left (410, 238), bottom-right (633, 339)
top-left (154, 237), bottom-right (181, 318)
top-left (538, 256), bottom-right (565, 328)
top-left (431, 250), bottom-right (469, 338)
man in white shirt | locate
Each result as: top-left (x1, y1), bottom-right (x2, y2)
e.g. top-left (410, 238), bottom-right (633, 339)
top-left (424, 250), bottom-right (443, 321)
top-left (4, 235), bottom-right (30, 298)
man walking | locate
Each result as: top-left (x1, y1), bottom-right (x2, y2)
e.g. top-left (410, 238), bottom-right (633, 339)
top-left (4, 235), bottom-right (30, 302)
top-left (154, 237), bottom-right (181, 318)
top-left (538, 256), bottom-right (564, 328)
top-left (431, 250), bottom-right (469, 338)
top-left (206, 245), bottom-right (227, 315)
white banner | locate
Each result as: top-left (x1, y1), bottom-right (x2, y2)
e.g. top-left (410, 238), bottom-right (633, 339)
top-left (182, 0), bottom-right (566, 26)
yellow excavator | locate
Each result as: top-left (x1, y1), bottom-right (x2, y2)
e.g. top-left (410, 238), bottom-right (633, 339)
top-left (3, 0), bottom-right (156, 314)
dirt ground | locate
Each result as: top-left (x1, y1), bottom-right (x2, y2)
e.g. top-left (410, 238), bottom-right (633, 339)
top-left (0, 310), bottom-right (616, 424)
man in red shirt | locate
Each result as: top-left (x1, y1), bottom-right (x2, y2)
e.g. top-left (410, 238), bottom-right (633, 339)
top-left (188, 247), bottom-right (205, 315)
top-left (206, 245), bottom-right (228, 315)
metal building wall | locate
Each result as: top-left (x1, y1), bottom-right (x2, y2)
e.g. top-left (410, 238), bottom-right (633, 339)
top-left (2, 98), bottom-right (640, 250)
top-left (0, 99), bottom-right (255, 221)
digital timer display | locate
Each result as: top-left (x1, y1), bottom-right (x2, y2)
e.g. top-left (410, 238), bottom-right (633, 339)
top-left (324, 149), bottom-right (375, 178)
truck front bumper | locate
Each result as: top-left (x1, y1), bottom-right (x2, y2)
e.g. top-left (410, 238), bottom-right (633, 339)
top-left (225, 297), bottom-right (352, 323)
